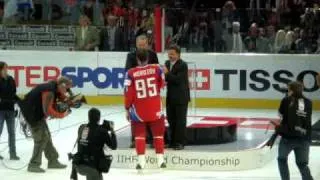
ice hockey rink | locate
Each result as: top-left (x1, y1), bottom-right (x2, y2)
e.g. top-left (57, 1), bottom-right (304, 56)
top-left (0, 105), bottom-right (320, 180)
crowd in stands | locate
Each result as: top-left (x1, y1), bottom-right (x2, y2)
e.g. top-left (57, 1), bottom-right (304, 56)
top-left (0, 0), bottom-right (319, 54)
top-left (165, 1), bottom-right (320, 54)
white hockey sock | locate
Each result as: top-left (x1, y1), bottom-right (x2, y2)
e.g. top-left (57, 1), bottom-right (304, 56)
top-left (138, 155), bottom-right (146, 168)
top-left (156, 154), bottom-right (164, 167)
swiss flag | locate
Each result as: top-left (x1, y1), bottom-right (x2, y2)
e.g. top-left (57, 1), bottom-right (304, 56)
top-left (188, 69), bottom-right (210, 90)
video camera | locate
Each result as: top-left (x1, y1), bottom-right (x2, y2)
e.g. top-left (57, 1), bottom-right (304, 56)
top-left (55, 89), bottom-right (88, 113)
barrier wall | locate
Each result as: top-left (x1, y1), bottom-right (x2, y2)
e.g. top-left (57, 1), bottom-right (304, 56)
top-left (2, 50), bottom-right (320, 109)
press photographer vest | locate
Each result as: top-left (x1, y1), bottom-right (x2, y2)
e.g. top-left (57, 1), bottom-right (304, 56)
top-left (281, 96), bottom-right (312, 140)
top-left (76, 124), bottom-right (105, 168)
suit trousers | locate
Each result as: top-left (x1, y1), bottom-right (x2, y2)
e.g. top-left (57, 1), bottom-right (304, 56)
top-left (166, 103), bottom-right (188, 146)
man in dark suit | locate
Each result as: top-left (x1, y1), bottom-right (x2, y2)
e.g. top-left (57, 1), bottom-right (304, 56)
top-left (164, 45), bottom-right (190, 150)
top-left (99, 15), bottom-right (126, 51)
top-left (125, 35), bottom-right (159, 148)
top-left (125, 35), bottom-right (158, 70)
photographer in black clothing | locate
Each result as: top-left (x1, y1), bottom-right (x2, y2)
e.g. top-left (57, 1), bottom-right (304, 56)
top-left (71, 108), bottom-right (117, 180)
top-left (0, 61), bottom-right (19, 160)
top-left (274, 81), bottom-right (314, 180)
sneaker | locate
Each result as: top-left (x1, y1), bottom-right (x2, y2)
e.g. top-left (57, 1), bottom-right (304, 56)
top-left (48, 160), bottom-right (67, 169)
top-left (28, 166), bottom-right (46, 173)
top-left (10, 155), bottom-right (20, 161)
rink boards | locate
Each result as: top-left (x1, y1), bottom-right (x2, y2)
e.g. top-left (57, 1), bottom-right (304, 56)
top-left (109, 115), bottom-right (279, 171)
top-left (2, 51), bottom-right (320, 110)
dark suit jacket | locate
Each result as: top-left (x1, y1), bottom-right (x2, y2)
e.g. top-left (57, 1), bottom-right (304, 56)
top-left (165, 59), bottom-right (190, 105)
top-left (99, 26), bottom-right (126, 51)
top-left (125, 49), bottom-right (159, 70)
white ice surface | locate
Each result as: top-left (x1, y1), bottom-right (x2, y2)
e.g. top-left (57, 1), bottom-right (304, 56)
top-left (0, 106), bottom-right (319, 180)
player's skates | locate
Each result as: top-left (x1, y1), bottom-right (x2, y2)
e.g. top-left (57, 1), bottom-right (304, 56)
top-left (157, 154), bottom-right (166, 170)
top-left (136, 155), bottom-right (146, 174)
top-left (136, 164), bottom-right (144, 174)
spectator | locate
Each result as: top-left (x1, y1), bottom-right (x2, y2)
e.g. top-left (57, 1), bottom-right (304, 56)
top-left (274, 29), bottom-right (286, 53)
top-left (222, 1), bottom-right (238, 36)
top-left (226, 21), bottom-right (244, 53)
top-left (141, 9), bottom-right (153, 33)
top-left (172, 20), bottom-right (189, 49)
top-left (17, 0), bottom-right (34, 22)
top-left (164, 18), bottom-right (174, 49)
top-left (256, 27), bottom-right (272, 53)
top-left (99, 15), bottom-right (125, 51)
top-left (293, 27), bottom-right (301, 42)
top-left (0, 2), bottom-right (3, 22)
top-left (244, 23), bottom-right (258, 52)
top-left (307, 29), bottom-right (319, 53)
top-left (213, 8), bottom-right (227, 52)
top-left (266, 25), bottom-right (276, 52)
top-left (3, 0), bottom-right (18, 24)
top-left (188, 23), bottom-right (209, 52)
top-left (82, 0), bottom-right (94, 22)
top-left (295, 29), bottom-right (317, 54)
top-left (199, 23), bottom-right (210, 52)
top-left (188, 26), bottom-right (199, 52)
top-left (289, 0), bottom-right (306, 27)
top-left (316, 35), bottom-right (320, 54)
top-left (74, 15), bottom-right (100, 51)
top-left (65, 0), bottom-right (78, 24)
top-left (267, 8), bottom-right (280, 27)
top-left (281, 31), bottom-right (296, 53)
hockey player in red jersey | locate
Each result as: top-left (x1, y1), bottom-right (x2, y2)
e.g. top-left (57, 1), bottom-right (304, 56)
top-left (124, 49), bottom-right (166, 171)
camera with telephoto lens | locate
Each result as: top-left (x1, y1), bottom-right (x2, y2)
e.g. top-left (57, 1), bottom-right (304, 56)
top-left (102, 120), bottom-right (114, 131)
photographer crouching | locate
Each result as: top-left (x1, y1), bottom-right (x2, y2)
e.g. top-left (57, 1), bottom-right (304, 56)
top-left (70, 108), bottom-right (117, 180)
top-left (267, 81), bottom-right (314, 180)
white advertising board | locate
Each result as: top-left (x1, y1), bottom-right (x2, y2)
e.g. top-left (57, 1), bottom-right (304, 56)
top-left (1, 50), bottom-right (319, 100)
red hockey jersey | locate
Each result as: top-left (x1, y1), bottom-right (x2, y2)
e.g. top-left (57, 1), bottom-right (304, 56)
top-left (124, 64), bottom-right (165, 122)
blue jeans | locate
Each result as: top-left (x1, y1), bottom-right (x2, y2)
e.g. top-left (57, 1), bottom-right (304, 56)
top-left (0, 111), bottom-right (17, 156)
top-left (278, 138), bottom-right (313, 180)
